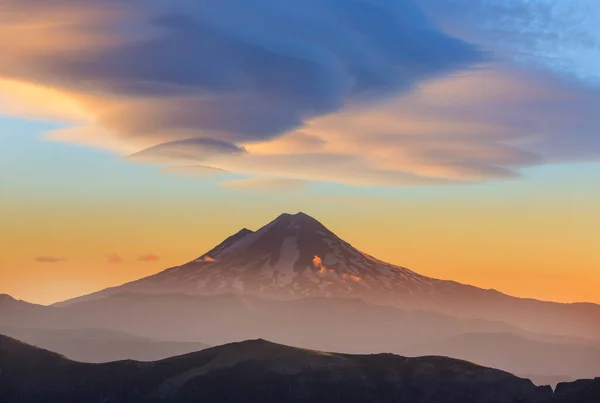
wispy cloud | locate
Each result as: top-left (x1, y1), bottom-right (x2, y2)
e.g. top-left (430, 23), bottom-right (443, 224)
top-left (421, 0), bottom-right (600, 86)
top-left (307, 195), bottom-right (392, 206)
top-left (128, 138), bottom-right (247, 165)
top-left (106, 253), bottom-right (123, 264)
top-left (35, 256), bottom-right (67, 263)
top-left (160, 165), bottom-right (228, 178)
top-left (222, 177), bottom-right (307, 192)
top-left (138, 253), bottom-right (160, 262)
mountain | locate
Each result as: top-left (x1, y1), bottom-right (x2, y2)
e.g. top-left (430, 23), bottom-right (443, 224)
top-left (0, 294), bottom-right (48, 324)
top-left (59, 212), bottom-right (438, 304)
top-left (3, 292), bottom-right (596, 384)
top-left (3, 212), bottom-right (600, 385)
top-left (405, 332), bottom-right (600, 386)
top-left (552, 379), bottom-right (600, 403)
top-left (59, 212), bottom-right (600, 340)
top-left (0, 326), bottom-right (209, 363)
top-left (0, 292), bottom-right (528, 355)
top-left (0, 334), bottom-right (558, 403)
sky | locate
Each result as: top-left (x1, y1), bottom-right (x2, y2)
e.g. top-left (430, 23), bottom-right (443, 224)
top-left (1, 0), bottom-right (599, 305)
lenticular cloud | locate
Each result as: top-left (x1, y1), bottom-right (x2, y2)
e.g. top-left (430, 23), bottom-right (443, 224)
top-left (0, 0), bottom-right (481, 148)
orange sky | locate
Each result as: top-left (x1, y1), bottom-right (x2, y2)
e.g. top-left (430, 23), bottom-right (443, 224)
top-left (2, 175), bottom-right (599, 305)
top-left (1, 1), bottom-right (599, 307)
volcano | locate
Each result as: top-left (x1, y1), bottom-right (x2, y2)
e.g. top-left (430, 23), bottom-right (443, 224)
top-left (74, 212), bottom-right (446, 304)
top-left (60, 212), bottom-right (600, 340)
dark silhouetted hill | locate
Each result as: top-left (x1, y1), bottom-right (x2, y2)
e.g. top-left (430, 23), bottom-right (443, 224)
top-left (0, 334), bottom-right (558, 403)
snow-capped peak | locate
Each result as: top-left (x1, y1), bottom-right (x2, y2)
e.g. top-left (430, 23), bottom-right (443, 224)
top-left (113, 212), bottom-right (440, 305)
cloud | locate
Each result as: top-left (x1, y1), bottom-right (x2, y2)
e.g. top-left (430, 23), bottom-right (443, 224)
top-left (35, 256), bottom-right (67, 263)
top-left (420, 0), bottom-right (600, 86)
top-left (0, 0), bottom-right (479, 149)
top-left (307, 195), bottom-right (391, 206)
top-left (128, 138), bottom-right (247, 164)
top-left (0, 0), bottom-right (598, 187)
top-left (210, 64), bottom-right (597, 186)
top-left (160, 165), bottom-right (228, 178)
top-left (138, 253), bottom-right (160, 262)
top-left (221, 177), bottom-right (308, 192)
top-left (244, 132), bottom-right (328, 155)
top-left (0, 79), bottom-right (90, 122)
top-left (106, 254), bottom-right (123, 264)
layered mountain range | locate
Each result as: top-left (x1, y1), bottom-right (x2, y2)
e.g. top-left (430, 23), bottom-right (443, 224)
top-left (1, 212), bottom-right (599, 388)
top-left (3, 334), bottom-right (596, 403)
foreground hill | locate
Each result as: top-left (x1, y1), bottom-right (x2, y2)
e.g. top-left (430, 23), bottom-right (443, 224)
top-left (552, 379), bottom-right (600, 403)
top-left (0, 334), bottom-right (561, 403)
top-left (58, 212), bottom-right (600, 341)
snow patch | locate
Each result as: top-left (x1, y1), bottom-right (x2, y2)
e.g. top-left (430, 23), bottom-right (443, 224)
top-left (271, 236), bottom-right (300, 286)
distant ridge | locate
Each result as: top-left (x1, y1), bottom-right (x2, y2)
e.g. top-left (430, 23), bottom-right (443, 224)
top-left (3, 291), bottom-right (600, 384)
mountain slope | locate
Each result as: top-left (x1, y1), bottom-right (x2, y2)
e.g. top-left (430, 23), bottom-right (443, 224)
top-left (58, 212), bottom-right (600, 340)
top-left (62, 212), bottom-right (441, 304)
top-left (406, 332), bottom-right (600, 385)
top-left (0, 334), bottom-right (557, 403)
top-left (0, 326), bottom-right (209, 363)
top-left (4, 293), bottom-right (524, 350)
top-left (5, 292), bottom-right (597, 383)
top-left (552, 379), bottom-right (600, 403)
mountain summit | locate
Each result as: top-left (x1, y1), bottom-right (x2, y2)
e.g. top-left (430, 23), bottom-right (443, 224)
top-left (108, 212), bottom-right (439, 302)
top-left (59, 212), bottom-right (600, 340)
